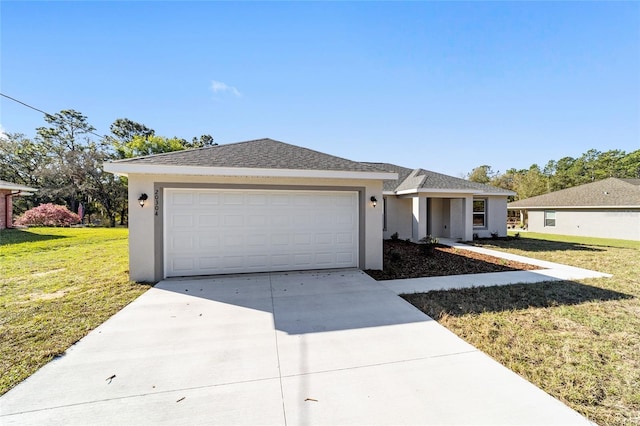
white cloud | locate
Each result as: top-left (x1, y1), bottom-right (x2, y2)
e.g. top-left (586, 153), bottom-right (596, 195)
top-left (211, 80), bottom-right (242, 97)
top-left (0, 124), bottom-right (7, 140)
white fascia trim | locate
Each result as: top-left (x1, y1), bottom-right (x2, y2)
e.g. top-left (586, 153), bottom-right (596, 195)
top-left (395, 188), bottom-right (479, 196)
top-left (476, 190), bottom-right (517, 196)
top-left (508, 205), bottom-right (640, 210)
top-left (103, 163), bottom-right (398, 181)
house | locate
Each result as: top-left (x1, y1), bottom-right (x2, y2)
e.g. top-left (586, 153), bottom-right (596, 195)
top-left (0, 180), bottom-right (37, 230)
top-left (104, 139), bottom-right (513, 282)
top-left (366, 163), bottom-right (515, 242)
top-left (508, 177), bottom-right (640, 241)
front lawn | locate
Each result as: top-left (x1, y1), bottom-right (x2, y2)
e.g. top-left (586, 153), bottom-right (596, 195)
top-left (404, 233), bottom-right (640, 426)
top-left (0, 227), bottom-right (150, 395)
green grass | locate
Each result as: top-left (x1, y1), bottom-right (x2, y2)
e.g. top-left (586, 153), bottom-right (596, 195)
top-left (0, 227), bottom-right (150, 395)
top-left (404, 232), bottom-right (640, 426)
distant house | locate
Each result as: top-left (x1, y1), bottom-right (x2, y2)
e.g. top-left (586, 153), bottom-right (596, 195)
top-left (104, 138), bottom-right (514, 281)
top-left (508, 177), bottom-right (640, 241)
top-left (0, 180), bottom-right (37, 229)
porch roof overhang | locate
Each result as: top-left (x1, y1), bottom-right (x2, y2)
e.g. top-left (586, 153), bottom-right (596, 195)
top-left (0, 182), bottom-right (38, 193)
top-left (386, 188), bottom-right (516, 197)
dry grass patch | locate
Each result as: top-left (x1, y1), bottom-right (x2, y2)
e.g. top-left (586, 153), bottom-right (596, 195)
top-left (403, 233), bottom-right (640, 426)
top-left (0, 227), bottom-right (150, 395)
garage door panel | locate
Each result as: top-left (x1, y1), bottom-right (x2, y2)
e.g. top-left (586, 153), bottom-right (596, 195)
top-left (172, 215), bottom-right (194, 228)
top-left (172, 235), bottom-right (194, 250)
top-left (164, 189), bottom-right (358, 277)
top-left (198, 193), bottom-right (219, 205)
top-left (198, 214), bottom-right (219, 227)
top-left (199, 234), bottom-right (220, 249)
top-left (171, 193), bottom-right (194, 205)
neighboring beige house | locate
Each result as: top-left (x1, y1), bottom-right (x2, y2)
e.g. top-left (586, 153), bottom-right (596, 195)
top-left (0, 180), bottom-right (37, 229)
top-left (508, 177), bottom-right (640, 241)
top-left (104, 139), bottom-right (513, 281)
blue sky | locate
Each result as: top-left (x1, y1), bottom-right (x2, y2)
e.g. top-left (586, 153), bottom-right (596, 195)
top-left (1, 1), bottom-right (638, 177)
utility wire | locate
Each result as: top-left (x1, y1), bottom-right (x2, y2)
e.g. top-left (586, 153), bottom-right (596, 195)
top-left (1, 92), bottom-right (108, 139)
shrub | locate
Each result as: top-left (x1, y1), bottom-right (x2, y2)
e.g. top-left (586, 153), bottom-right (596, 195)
top-left (390, 232), bottom-right (399, 241)
top-left (418, 235), bottom-right (439, 256)
top-left (14, 203), bottom-right (81, 227)
top-left (389, 249), bottom-right (402, 263)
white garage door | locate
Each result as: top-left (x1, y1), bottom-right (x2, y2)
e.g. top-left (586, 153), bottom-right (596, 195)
top-left (164, 188), bottom-right (359, 277)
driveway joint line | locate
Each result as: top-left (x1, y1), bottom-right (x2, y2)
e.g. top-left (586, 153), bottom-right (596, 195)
top-left (0, 376), bottom-right (283, 417)
top-left (279, 349), bottom-right (480, 379)
top-left (269, 272), bottom-right (288, 426)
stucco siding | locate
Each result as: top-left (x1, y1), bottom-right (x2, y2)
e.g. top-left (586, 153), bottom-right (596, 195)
top-left (127, 174), bottom-right (384, 282)
top-left (474, 196), bottom-right (509, 238)
top-left (527, 208), bottom-right (640, 241)
top-left (383, 196), bottom-right (412, 240)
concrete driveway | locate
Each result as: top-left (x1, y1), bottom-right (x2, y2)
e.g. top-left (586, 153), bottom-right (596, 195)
top-left (1, 269), bottom-right (591, 425)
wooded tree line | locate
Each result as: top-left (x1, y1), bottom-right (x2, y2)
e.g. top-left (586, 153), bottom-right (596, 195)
top-left (467, 149), bottom-right (640, 201)
top-left (1, 109), bottom-right (215, 226)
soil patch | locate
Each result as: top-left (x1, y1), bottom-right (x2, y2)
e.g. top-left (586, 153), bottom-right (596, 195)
top-left (365, 239), bottom-right (540, 281)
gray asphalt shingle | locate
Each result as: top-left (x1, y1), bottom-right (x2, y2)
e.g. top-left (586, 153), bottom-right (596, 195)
top-left (108, 138), bottom-right (381, 173)
top-left (363, 163), bottom-right (513, 195)
top-left (508, 178), bottom-right (640, 208)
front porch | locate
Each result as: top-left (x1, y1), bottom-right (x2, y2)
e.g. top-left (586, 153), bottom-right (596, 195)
top-left (383, 194), bottom-right (507, 242)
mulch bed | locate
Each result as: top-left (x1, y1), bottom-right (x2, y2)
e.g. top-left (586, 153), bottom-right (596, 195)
top-left (364, 239), bottom-right (540, 281)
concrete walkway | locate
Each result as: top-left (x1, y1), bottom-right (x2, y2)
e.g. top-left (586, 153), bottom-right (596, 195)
top-left (381, 239), bottom-right (612, 295)
top-left (1, 269), bottom-right (593, 425)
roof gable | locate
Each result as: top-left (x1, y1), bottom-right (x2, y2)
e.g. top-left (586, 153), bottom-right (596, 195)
top-left (508, 177), bottom-right (640, 208)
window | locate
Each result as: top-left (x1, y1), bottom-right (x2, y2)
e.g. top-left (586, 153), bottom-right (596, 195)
top-left (473, 199), bottom-right (486, 228)
top-left (544, 211), bottom-right (556, 227)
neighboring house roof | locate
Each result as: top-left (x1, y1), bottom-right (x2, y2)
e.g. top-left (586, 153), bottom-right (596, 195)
top-left (363, 163), bottom-right (515, 196)
top-left (0, 180), bottom-right (37, 193)
top-left (104, 138), bottom-right (396, 180)
top-left (508, 177), bottom-right (640, 209)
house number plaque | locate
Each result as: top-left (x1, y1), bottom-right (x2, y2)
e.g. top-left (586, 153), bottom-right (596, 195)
top-left (154, 189), bottom-right (159, 216)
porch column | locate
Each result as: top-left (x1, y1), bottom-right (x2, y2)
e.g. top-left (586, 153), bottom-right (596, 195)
top-left (412, 196), bottom-right (427, 241)
top-left (462, 196), bottom-right (473, 241)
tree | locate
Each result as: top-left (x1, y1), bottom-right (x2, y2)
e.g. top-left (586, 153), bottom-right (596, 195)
top-left (512, 165), bottom-right (549, 200)
top-left (35, 110), bottom-right (98, 213)
top-left (467, 165), bottom-right (494, 184)
top-left (186, 134), bottom-right (216, 149)
top-left (0, 133), bottom-right (47, 187)
top-left (114, 135), bottom-right (187, 158)
top-left (110, 118), bottom-right (155, 143)
top-left (620, 150), bottom-right (640, 178)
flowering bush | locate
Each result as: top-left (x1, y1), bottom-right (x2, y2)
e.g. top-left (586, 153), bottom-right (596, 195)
top-left (14, 203), bottom-right (81, 227)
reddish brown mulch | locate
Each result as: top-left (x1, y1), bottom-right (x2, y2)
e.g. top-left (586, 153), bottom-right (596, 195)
top-left (365, 239), bottom-right (540, 281)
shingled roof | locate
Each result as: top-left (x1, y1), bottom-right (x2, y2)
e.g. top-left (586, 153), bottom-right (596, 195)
top-left (508, 177), bottom-right (640, 208)
top-left (108, 138), bottom-right (381, 173)
top-left (363, 163), bottom-right (514, 195)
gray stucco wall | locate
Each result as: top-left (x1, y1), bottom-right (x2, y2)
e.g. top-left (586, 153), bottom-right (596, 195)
top-left (527, 208), bottom-right (640, 241)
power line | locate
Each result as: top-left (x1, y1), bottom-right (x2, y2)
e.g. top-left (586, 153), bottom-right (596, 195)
top-left (0, 92), bottom-right (108, 139)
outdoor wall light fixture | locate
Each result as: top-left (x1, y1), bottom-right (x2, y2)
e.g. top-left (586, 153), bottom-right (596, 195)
top-left (370, 196), bottom-right (378, 208)
top-left (138, 193), bottom-right (148, 207)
